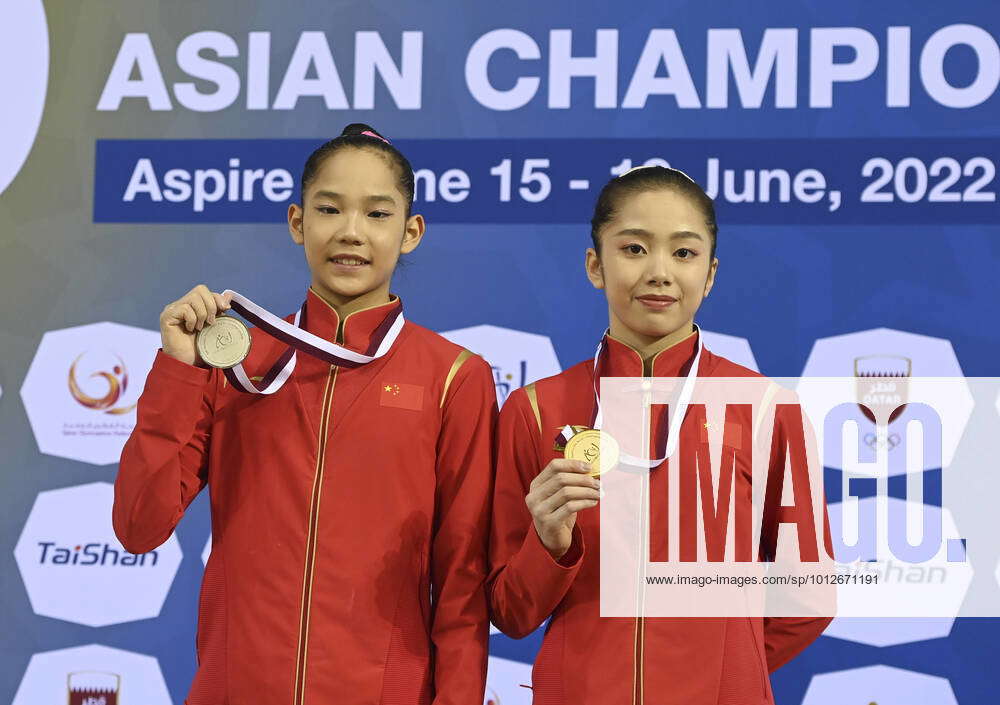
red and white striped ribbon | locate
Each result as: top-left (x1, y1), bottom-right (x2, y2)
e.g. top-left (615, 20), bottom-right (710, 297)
top-left (588, 324), bottom-right (704, 467)
top-left (222, 290), bottom-right (405, 395)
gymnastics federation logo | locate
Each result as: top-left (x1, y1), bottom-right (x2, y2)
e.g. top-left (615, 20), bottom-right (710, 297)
top-left (20, 322), bottom-right (159, 465)
top-left (438, 325), bottom-right (561, 406)
top-left (14, 482), bottom-right (182, 627)
top-left (68, 351), bottom-right (137, 415)
top-left (0, 0), bottom-right (49, 197)
top-left (12, 644), bottom-right (171, 705)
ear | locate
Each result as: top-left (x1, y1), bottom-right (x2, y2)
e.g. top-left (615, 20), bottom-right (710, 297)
top-left (703, 256), bottom-right (719, 298)
top-left (400, 213), bottom-right (426, 254)
top-left (288, 203), bottom-right (305, 245)
top-left (585, 247), bottom-right (605, 290)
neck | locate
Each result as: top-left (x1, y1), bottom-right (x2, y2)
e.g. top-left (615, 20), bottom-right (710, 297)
top-left (608, 316), bottom-right (696, 372)
top-left (310, 281), bottom-right (393, 343)
top-left (310, 281), bottom-right (392, 319)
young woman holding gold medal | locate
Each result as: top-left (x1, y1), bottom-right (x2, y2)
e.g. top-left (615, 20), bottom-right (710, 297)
top-left (486, 166), bottom-right (833, 704)
top-left (114, 124), bottom-right (496, 704)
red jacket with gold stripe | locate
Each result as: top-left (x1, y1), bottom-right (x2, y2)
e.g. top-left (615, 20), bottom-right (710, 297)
top-left (114, 288), bottom-right (497, 705)
top-left (487, 328), bottom-right (833, 704)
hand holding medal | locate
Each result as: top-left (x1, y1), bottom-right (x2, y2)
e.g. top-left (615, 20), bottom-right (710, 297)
top-left (159, 284), bottom-right (236, 368)
top-left (162, 285), bottom-right (404, 394)
top-left (525, 458), bottom-right (601, 560)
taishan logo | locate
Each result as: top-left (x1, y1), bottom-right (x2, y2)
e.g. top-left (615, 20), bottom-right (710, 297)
top-left (68, 352), bottom-right (137, 415)
top-left (37, 541), bottom-right (158, 567)
top-left (14, 482), bottom-right (182, 627)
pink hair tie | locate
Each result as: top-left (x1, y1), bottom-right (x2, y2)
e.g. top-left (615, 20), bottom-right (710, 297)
top-left (360, 130), bottom-right (391, 145)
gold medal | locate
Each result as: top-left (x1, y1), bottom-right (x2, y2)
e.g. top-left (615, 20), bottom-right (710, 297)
top-left (564, 429), bottom-right (620, 477)
top-left (196, 315), bottom-right (252, 369)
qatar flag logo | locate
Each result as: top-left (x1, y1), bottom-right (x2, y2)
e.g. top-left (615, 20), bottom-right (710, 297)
top-left (0, 0), bottom-right (48, 196)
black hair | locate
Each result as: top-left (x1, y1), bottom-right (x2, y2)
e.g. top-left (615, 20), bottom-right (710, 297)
top-left (299, 123), bottom-right (415, 216)
top-left (590, 166), bottom-right (717, 261)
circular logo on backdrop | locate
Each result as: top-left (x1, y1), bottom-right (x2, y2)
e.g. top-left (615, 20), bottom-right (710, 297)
top-left (0, 0), bottom-right (48, 196)
top-left (20, 321), bottom-right (160, 465)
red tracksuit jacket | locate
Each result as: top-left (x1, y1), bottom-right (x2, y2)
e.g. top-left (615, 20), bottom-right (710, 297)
top-left (114, 288), bottom-right (497, 704)
top-left (487, 328), bottom-right (833, 704)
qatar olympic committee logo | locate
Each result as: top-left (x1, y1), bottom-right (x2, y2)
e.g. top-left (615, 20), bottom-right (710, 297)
top-left (12, 644), bottom-right (172, 705)
top-left (0, 0), bottom-right (49, 197)
top-left (797, 328), bottom-right (972, 473)
top-left (20, 322), bottom-right (160, 465)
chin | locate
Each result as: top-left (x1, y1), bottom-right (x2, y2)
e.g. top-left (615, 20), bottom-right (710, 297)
top-left (629, 314), bottom-right (686, 339)
top-left (319, 280), bottom-right (370, 299)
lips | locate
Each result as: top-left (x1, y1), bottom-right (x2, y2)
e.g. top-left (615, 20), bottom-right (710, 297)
top-left (636, 294), bottom-right (677, 309)
top-left (328, 254), bottom-right (370, 267)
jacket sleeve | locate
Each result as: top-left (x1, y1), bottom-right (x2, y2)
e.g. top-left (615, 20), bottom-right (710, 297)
top-left (761, 395), bottom-right (835, 672)
top-left (429, 354), bottom-right (497, 705)
top-left (113, 349), bottom-right (219, 554)
top-left (486, 386), bottom-right (585, 640)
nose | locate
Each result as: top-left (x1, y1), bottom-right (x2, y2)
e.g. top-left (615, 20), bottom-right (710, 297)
top-left (645, 248), bottom-right (674, 286)
top-left (336, 210), bottom-right (365, 246)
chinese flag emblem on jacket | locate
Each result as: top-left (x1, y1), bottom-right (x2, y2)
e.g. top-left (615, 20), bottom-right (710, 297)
top-left (380, 382), bottom-right (424, 411)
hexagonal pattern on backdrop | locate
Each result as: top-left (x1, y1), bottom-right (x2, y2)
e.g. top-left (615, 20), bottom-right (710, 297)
top-left (823, 496), bottom-right (971, 645)
top-left (801, 664), bottom-right (957, 705)
top-left (11, 643), bottom-right (172, 705)
top-left (439, 324), bottom-right (562, 406)
top-left (798, 327), bottom-right (971, 473)
top-left (14, 482), bottom-right (182, 626)
top-left (19, 321), bottom-right (160, 465)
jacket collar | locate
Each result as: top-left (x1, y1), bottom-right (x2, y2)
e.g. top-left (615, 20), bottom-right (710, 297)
top-left (304, 287), bottom-right (403, 353)
top-left (598, 324), bottom-right (699, 378)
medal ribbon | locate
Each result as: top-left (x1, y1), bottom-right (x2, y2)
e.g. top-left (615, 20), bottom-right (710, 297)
top-left (221, 289), bottom-right (405, 395)
top-left (577, 324), bottom-right (705, 468)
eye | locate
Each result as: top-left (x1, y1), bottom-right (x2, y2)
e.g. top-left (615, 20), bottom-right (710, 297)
top-left (316, 205), bottom-right (339, 215)
top-left (368, 210), bottom-right (392, 219)
top-left (622, 243), bottom-right (646, 255)
top-left (675, 247), bottom-right (697, 259)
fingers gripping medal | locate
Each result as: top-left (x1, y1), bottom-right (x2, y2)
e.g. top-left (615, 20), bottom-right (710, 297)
top-left (200, 290), bottom-right (405, 395)
top-left (558, 425), bottom-right (620, 477)
top-left (196, 315), bottom-right (252, 369)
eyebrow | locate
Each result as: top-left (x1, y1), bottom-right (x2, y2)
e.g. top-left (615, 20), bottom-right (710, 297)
top-left (311, 190), bottom-right (398, 205)
top-left (612, 228), bottom-right (705, 241)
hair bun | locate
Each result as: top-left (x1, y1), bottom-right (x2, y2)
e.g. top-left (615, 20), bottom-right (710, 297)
top-left (341, 122), bottom-right (387, 139)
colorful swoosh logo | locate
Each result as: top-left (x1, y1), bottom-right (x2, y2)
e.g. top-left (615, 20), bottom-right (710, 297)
top-left (68, 353), bottom-right (137, 415)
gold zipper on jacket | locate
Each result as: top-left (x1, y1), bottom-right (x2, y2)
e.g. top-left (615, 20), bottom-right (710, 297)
top-left (293, 365), bottom-right (338, 704)
top-left (633, 378), bottom-right (654, 705)
top-left (615, 334), bottom-right (695, 705)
